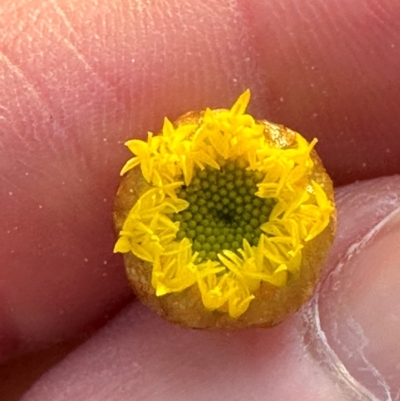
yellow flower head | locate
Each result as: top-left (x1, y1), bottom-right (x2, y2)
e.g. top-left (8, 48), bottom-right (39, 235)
top-left (114, 90), bottom-right (335, 320)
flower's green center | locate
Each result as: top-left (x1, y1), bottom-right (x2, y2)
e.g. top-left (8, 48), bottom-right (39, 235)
top-left (173, 159), bottom-right (276, 262)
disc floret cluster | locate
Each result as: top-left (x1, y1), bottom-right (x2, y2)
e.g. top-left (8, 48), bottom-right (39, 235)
top-left (173, 159), bottom-right (276, 262)
top-left (114, 90), bottom-right (334, 319)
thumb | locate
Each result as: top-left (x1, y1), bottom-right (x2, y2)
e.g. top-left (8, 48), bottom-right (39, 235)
top-left (305, 175), bottom-right (400, 399)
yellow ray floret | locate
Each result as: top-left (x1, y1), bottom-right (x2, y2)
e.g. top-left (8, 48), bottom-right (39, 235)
top-left (115, 90), bottom-right (334, 318)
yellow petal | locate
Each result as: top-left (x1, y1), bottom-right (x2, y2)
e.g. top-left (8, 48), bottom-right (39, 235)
top-left (113, 236), bottom-right (131, 253)
top-left (125, 139), bottom-right (149, 156)
top-left (162, 117), bottom-right (175, 138)
top-left (120, 157), bottom-right (140, 176)
top-left (229, 89), bottom-right (251, 116)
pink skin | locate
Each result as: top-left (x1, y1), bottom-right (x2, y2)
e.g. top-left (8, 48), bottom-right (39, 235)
top-left (0, 0), bottom-right (399, 399)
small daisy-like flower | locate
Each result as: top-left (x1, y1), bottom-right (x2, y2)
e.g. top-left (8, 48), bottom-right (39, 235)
top-left (114, 90), bottom-right (336, 328)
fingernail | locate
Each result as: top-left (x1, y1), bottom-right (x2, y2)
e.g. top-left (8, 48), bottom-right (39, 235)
top-left (303, 189), bottom-right (400, 400)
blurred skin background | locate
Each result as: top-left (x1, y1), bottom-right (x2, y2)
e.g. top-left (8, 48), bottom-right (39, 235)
top-left (0, 0), bottom-right (400, 399)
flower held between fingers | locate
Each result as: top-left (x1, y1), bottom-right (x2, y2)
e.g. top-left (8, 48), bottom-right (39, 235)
top-left (114, 90), bottom-right (336, 328)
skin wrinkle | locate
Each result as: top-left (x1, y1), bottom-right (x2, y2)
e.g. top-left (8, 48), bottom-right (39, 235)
top-left (48, 6), bottom-right (114, 102)
top-left (4, 1), bottom-right (124, 145)
top-left (284, 0), bottom-right (362, 105)
top-left (329, 0), bottom-right (397, 83)
top-left (128, 2), bottom-right (148, 134)
top-left (48, 0), bottom-right (81, 40)
top-left (375, 1), bottom-right (400, 27)
top-left (163, 5), bottom-right (181, 83)
top-left (0, 52), bottom-right (55, 145)
top-left (57, 32), bottom-right (113, 93)
top-left (3, 0), bottom-right (130, 169)
top-left (242, 0), bottom-right (314, 116)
